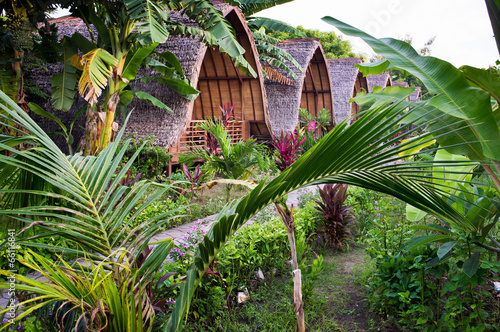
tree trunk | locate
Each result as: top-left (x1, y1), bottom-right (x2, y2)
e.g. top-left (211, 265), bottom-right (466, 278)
top-left (275, 201), bottom-right (305, 332)
top-left (99, 91), bottom-right (120, 151)
top-left (83, 103), bottom-right (98, 155)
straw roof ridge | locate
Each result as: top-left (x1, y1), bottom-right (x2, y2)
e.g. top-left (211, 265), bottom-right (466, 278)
top-left (367, 71), bottom-right (391, 93)
top-left (392, 81), bottom-right (409, 88)
top-left (262, 39), bottom-right (331, 136)
top-left (328, 57), bottom-right (364, 62)
top-left (327, 57), bottom-right (363, 124)
top-left (168, 2), bottom-right (235, 27)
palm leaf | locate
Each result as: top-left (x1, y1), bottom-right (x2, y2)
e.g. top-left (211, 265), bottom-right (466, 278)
top-left (165, 96), bottom-right (479, 331)
top-left (322, 16), bottom-right (500, 162)
top-left (0, 90), bottom-right (179, 262)
top-left (260, 55), bottom-right (298, 81)
top-left (238, 0), bottom-right (295, 16)
top-left (178, 0), bottom-right (257, 77)
top-left (125, 0), bottom-right (172, 44)
top-left (248, 17), bottom-right (306, 37)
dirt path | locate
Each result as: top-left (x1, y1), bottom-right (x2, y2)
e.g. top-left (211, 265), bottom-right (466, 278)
top-left (313, 246), bottom-right (397, 331)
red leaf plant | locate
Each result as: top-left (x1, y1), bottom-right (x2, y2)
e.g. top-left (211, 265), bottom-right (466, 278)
top-left (219, 103), bottom-right (235, 128)
top-left (271, 130), bottom-right (305, 172)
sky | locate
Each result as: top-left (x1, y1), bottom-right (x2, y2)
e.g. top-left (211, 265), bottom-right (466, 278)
top-left (258, 0), bottom-right (498, 68)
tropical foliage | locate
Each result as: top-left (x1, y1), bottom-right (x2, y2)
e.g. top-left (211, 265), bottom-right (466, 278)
top-left (46, 0), bottom-right (259, 153)
top-left (313, 183), bottom-right (355, 250)
top-left (180, 120), bottom-right (267, 183)
top-left (165, 96), bottom-right (483, 330)
top-left (271, 130), bottom-right (305, 171)
top-left (322, 16), bottom-right (500, 276)
top-left (0, 89), bottom-right (185, 330)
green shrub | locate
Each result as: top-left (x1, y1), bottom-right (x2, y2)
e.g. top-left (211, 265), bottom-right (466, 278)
top-left (120, 135), bottom-right (172, 181)
top-left (132, 195), bottom-right (188, 230)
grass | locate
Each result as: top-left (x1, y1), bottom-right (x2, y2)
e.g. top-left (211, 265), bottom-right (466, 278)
top-left (183, 245), bottom-right (393, 332)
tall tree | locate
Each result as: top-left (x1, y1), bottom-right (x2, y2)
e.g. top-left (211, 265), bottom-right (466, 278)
top-left (0, 0), bottom-right (56, 109)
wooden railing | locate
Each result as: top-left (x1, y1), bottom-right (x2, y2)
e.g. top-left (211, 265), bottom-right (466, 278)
top-left (169, 120), bottom-right (245, 162)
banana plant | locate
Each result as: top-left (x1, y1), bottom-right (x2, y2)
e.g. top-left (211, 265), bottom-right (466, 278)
top-left (53, 0), bottom-right (258, 153)
top-left (165, 85), bottom-right (482, 330)
top-left (321, 16), bottom-right (500, 276)
top-left (321, 16), bottom-right (500, 176)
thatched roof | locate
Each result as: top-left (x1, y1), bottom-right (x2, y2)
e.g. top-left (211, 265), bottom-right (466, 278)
top-left (42, 16), bottom-right (94, 39)
top-left (392, 81), bottom-right (409, 88)
top-left (327, 58), bottom-right (365, 124)
top-left (125, 3), bottom-right (269, 146)
top-left (367, 71), bottom-right (391, 92)
top-left (410, 86), bottom-right (422, 102)
top-left (262, 38), bottom-right (334, 135)
top-left (29, 4), bottom-right (268, 151)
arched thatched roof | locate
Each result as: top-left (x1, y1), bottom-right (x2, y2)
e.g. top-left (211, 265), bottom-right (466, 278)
top-left (28, 6), bottom-right (267, 154)
top-left (367, 71), bottom-right (392, 92)
top-left (262, 38), bottom-right (334, 136)
top-left (327, 58), bottom-right (368, 123)
top-left (126, 4), bottom-right (269, 147)
top-left (410, 86), bottom-right (422, 102)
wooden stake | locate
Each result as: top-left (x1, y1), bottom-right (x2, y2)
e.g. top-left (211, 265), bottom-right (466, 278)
top-left (275, 202), bottom-right (305, 332)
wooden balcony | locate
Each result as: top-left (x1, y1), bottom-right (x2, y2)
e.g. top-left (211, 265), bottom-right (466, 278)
top-left (169, 120), bottom-right (249, 165)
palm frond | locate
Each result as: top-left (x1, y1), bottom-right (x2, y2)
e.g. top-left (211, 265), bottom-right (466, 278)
top-left (125, 0), bottom-right (173, 44)
top-left (248, 17), bottom-right (306, 37)
top-left (0, 90), bottom-right (179, 262)
top-left (165, 96), bottom-right (482, 331)
top-left (259, 54), bottom-right (298, 80)
top-left (178, 0), bottom-right (257, 77)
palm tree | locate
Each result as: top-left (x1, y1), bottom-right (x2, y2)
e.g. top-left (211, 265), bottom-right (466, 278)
top-left (0, 89), bottom-right (181, 329)
top-left (237, 0), bottom-right (307, 82)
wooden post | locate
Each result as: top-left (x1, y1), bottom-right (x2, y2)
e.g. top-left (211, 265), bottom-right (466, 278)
top-left (275, 202), bottom-right (305, 332)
